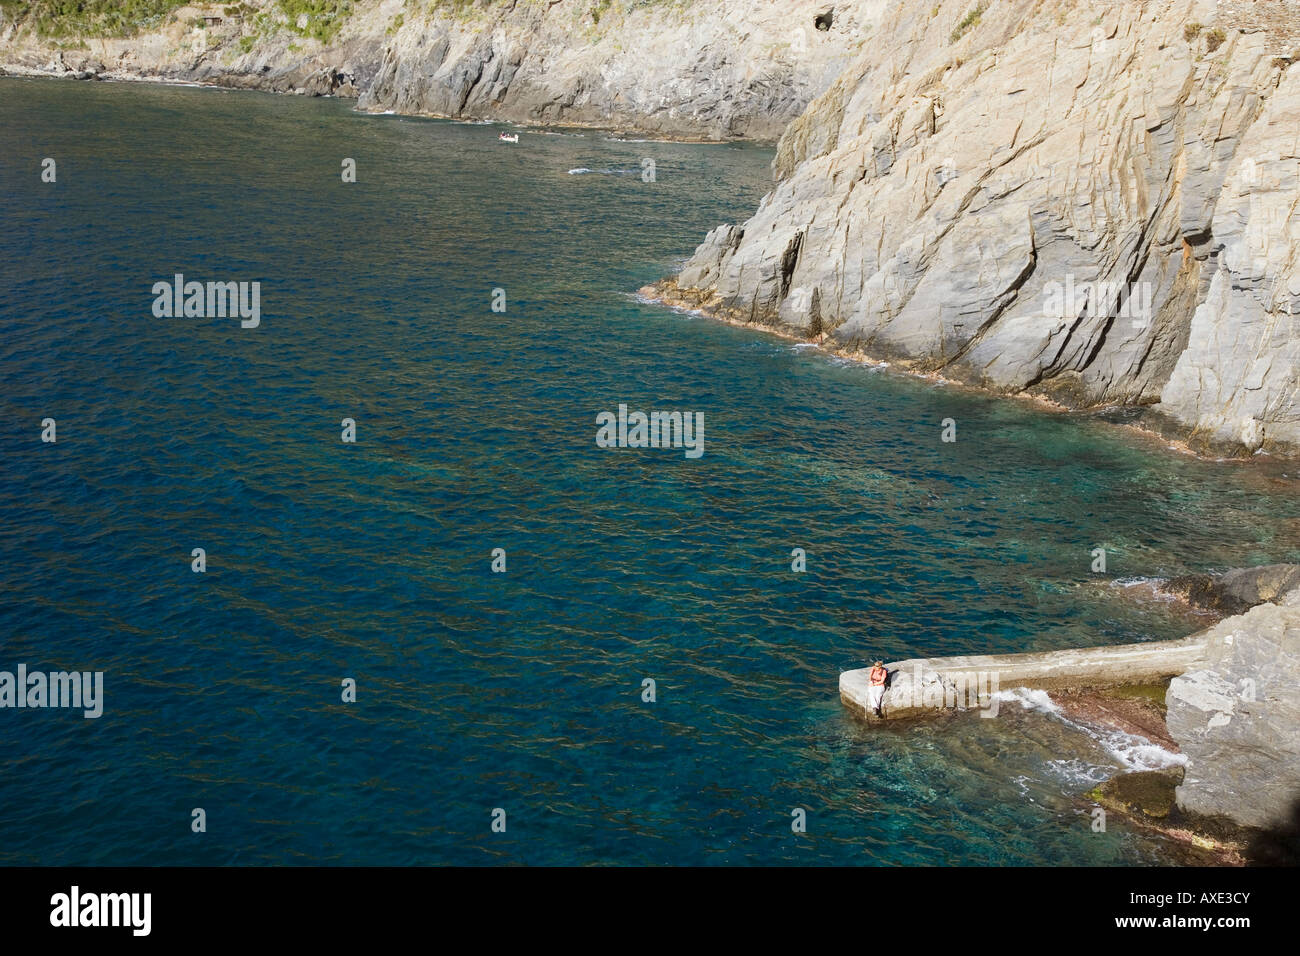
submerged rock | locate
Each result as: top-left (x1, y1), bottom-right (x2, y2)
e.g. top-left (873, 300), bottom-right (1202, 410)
top-left (1089, 768), bottom-right (1184, 821)
top-left (843, 560), bottom-right (1300, 843)
top-left (1165, 563), bottom-right (1300, 614)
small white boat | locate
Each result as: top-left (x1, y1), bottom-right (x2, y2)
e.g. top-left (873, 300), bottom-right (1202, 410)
top-left (499, 132), bottom-right (519, 143)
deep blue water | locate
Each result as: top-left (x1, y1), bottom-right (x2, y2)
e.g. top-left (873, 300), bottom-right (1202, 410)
top-left (3, 78), bottom-right (1300, 865)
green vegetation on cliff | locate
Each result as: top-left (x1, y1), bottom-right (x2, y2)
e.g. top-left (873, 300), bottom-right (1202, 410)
top-left (949, 2), bottom-right (985, 43)
top-left (0, 0), bottom-right (353, 43)
top-left (275, 0), bottom-right (352, 44)
top-left (0, 0), bottom-right (188, 38)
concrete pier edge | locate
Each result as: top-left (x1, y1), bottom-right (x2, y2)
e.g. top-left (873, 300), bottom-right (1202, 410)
top-left (840, 633), bottom-right (1212, 722)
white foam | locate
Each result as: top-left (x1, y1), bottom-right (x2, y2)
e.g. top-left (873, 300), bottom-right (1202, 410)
top-left (1011, 774), bottom-right (1033, 798)
top-left (629, 292), bottom-right (704, 317)
top-left (1113, 576), bottom-right (1164, 588)
top-left (1111, 576), bottom-right (1212, 610)
top-left (999, 686), bottom-right (1186, 772)
top-left (1044, 757), bottom-right (1113, 787)
top-left (1095, 729), bottom-right (1187, 772)
top-left (993, 687), bottom-right (1061, 715)
top-left (569, 167), bottom-right (640, 176)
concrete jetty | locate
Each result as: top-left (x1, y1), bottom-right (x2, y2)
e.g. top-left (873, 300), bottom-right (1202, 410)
top-left (840, 634), bottom-right (1212, 722)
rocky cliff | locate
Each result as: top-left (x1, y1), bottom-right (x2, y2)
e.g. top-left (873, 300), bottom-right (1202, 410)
top-left (1166, 586), bottom-right (1300, 833)
top-left (10, 1), bottom-right (1300, 454)
top-left (0, 0), bottom-right (866, 141)
top-left (661, 0), bottom-right (1300, 455)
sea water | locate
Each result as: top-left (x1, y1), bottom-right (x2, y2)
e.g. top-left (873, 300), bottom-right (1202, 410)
top-left (3, 78), bottom-right (1299, 865)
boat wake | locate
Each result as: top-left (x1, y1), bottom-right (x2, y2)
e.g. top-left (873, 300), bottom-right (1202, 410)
top-left (567, 167), bottom-right (640, 175)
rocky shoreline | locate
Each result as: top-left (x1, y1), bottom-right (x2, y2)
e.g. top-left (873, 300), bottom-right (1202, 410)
top-left (1051, 685), bottom-right (1247, 865)
top-left (660, 0), bottom-right (1300, 459)
top-left (9, 2), bottom-right (1300, 459)
top-left (0, 0), bottom-right (865, 143)
top-left (637, 279), bottom-right (1262, 464)
top-left (1060, 567), bottom-right (1299, 864)
top-left (856, 564), bottom-right (1300, 865)
top-left (1078, 566), bottom-right (1299, 865)
top-left (10, 0), bottom-right (1300, 866)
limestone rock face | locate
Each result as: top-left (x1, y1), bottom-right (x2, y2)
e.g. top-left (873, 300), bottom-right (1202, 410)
top-left (0, 0), bottom-right (868, 142)
top-left (1166, 601), bottom-right (1300, 830)
top-left (359, 0), bottom-right (867, 140)
top-left (673, 0), bottom-right (1300, 453)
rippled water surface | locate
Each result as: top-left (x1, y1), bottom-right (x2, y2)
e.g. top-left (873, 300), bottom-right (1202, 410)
top-left (3, 78), bottom-right (1300, 865)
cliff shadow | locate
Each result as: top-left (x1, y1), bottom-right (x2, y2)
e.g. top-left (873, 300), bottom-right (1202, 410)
top-left (1244, 793), bottom-right (1300, 866)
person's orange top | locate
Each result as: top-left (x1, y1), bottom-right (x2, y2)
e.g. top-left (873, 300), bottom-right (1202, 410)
top-left (869, 666), bottom-right (887, 686)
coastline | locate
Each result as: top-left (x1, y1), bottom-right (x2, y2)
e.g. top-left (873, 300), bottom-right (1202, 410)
top-left (5, 57), bottom-right (1294, 868)
top-left (0, 66), bottom-right (773, 145)
top-left (637, 279), bottom-right (1274, 466)
top-left (6, 0), bottom-right (1300, 881)
top-left (1052, 685), bottom-right (1247, 865)
top-left (836, 563), bottom-right (1300, 865)
top-left (11, 57), bottom-right (1276, 466)
top-left (0, 0), bottom-right (864, 147)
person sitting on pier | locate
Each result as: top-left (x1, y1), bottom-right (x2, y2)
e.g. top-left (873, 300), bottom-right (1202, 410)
top-left (867, 660), bottom-right (888, 718)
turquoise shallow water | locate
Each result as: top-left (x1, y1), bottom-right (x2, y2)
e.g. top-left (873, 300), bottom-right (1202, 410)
top-left (3, 78), bottom-right (1300, 865)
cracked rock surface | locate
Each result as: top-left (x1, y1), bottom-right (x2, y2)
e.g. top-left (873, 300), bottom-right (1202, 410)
top-left (671, 0), bottom-right (1300, 453)
top-left (0, 0), bottom-right (866, 142)
top-left (1166, 593), bottom-right (1300, 830)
